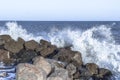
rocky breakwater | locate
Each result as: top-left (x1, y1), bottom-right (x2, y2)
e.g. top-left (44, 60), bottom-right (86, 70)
top-left (0, 35), bottom-right (112, 80)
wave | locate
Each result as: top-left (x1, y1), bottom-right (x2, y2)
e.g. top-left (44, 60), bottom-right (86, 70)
top-left (0, 22), bottom-right (120, 80)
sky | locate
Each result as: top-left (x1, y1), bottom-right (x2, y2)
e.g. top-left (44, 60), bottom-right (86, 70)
top-left (0, 0), bottom-right (120, 21)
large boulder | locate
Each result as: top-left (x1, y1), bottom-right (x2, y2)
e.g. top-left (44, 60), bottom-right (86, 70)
top-left (16, 63), bottom-right (47, 80)
top-left (33, 56), bottom-right (52, 75)
top-left (24, 40), bottom-right (39, 50)
top-left (4, 38), bottom-right (24, 54)
top-left (36, 39), bottom-right (56, 57)
top-left (16, 50), bottom-right (37, 63)
top-left (53, 48), bottom-right (83, 67)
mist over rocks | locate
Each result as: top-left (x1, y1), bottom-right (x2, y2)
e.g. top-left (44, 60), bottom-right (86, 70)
top-left (0, 35), bottom-right (112, 80)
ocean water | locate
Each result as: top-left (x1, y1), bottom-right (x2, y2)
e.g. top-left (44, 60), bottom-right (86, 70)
top-left (0, 21), bottom-right (120, 80)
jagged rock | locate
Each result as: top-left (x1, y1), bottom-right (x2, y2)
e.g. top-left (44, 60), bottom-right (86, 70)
top-left (33, 56), bottom-right (52, 75)
top-left (66, 63), bottom-right (76, 77)
top-left (85, 63), bottom-right (98, 75)
top-left (16, 50), bottom-right (37, 63)
top-left (25, 40), bottom-right (39, 50)
top-left (16, 63), bottom-right (47, 80)
top-left (36, 39), bottom-right (56, 57)
top-left (4, 39), bottom-right (24, 54)
top-left (53, 48), bottom-right (83, 67)
top-left (50, 68), bottom-right (71, 80)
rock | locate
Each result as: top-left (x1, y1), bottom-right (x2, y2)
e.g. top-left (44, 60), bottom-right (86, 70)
top-left (17, 37), bottom-right (25, 45)
top-left (66, 63), bottom-right (76, 77)
top-left (94, 68), bottom-right (112, 79)
top-left (50, 68), bottom-right (70, 80)
top-left (46, 59), bottom-right (66, 70)
top-left (40, 39), bottom-right (51, 47)
top-left (73, 71), bottom-right (81, 79)
top-left (16, 50), bottom-right (37, 63)
top-left (4, 39), bottom-right (24, 54)
top-left (47, 76), bottom-right (63, 80)
top-left (33, 56), bottom-right (52, 75)
top-left (16, 63), bottom-right (47, 80)
top-left (0, 35), bottom-right (12, 44)
top-left (0, 49), bottom-right (13, 65)
top-left (53, 48), bottom-right (83, 67)
top-left (25, 40), bottom-right (39, 50)
top-left (85, 63), bottom-right (98, 75)
top-left (71, 52), bottom-right (83, 67)
top-left (36, 40), bottom-right (56, 57)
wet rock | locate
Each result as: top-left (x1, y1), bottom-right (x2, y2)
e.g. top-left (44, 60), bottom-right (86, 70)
top-left (16, 50), bottom-right (37, 63)
top-left (53, 48), bottom-right (83, 67)
top-left (16, 63), bottom-right (47, 80)
top-left (50, 68), bottom-right (70, 80)
top-left (33, 56), bottom-right (52, 75)
top-left (4, 39), bottom-right (24, 54)
top-left (73, 71), bottom-right (81, 79)
top-left (36, 39), bottom-right (56, 57)
top-left (66, 63), bottom-right (77, 78)
top-left (93, 68), bottom-right (112, 79)
top-left (85, 63), bottom-right (98, 75)
top-left (25, 40), bottom-right (39, 50)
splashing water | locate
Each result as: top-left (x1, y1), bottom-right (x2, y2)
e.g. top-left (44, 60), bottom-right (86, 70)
top-left (0, 22), bottom-right (120, 80)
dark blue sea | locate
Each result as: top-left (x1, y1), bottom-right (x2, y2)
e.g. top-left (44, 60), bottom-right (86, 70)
top-left (0, 21), bottom-right (120, 80)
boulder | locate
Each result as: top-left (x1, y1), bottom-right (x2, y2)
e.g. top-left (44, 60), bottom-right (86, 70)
top-left (33, 56), bottom-right (52, 75)
top-left (16, 50), bottom-right (37, 63)
top-left (0, 35), bottom-right (12, 44)
top-left (94, 68), bottom-right (112, 79)
top-left (24, 40), bottom-right (39, 50)
top-left (46, 59), bottom-right (66, 69)
top-left (50, 68), bottom-right (71, 80)
top-left (66, 63), bottom-right (76, 77)
top-left (53, 48), bottom-right (83, 67)
top-left (85, 63), bottom-right (98, 75)
top-left (0, 49), bottom-right (13, 65)
top-left (16, 63), bottom-right (47, 80)
top-left (36, 40), bottom-right (56, 57)
top-left (4, 39), bottom-right (24, 54)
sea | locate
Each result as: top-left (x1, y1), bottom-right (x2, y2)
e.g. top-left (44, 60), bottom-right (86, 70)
top-left (0, 21), bottom-right (120, 80)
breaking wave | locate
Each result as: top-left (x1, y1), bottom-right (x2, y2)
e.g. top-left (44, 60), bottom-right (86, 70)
top-left (0, 22), bottom-right (120, 80)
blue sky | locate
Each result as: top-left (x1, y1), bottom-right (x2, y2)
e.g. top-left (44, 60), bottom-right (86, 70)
top-left (0, 0), bottom-right (120, 21)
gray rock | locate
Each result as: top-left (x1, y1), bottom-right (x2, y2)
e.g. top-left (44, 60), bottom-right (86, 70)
top-left (33, 56), bottom-right (52, 75)
top-left (47, 76), bottom-right (63, 80)
top-left (16, 63), bottom-right (47, 80)
top-left (66, 63), bottom-right (76, 77)
top-left (50, 68), bottom-right (71, 80)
